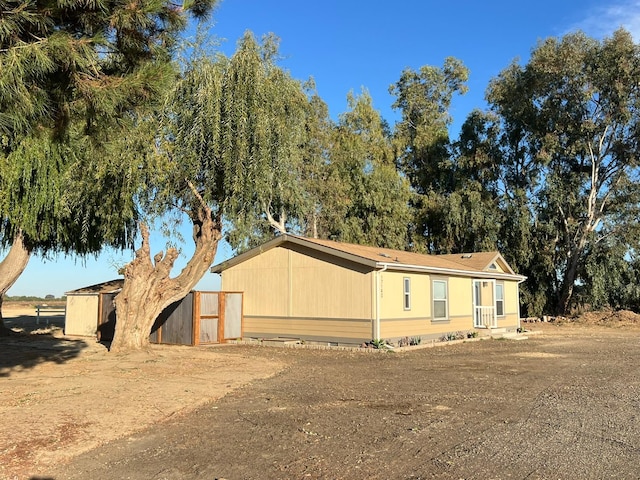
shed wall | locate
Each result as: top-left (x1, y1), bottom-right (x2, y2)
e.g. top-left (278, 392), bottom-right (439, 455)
top-left (65, 295), bottom-right (98, 336)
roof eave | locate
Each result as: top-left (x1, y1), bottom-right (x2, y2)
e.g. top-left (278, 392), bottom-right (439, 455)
top-left (378, 262), bottom-right (527, 282)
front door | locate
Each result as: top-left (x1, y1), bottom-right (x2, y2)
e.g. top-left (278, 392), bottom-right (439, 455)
top-left (473, 279), bottom-right (497, 328)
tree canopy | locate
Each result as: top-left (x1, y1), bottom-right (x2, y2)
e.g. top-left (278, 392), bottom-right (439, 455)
top-left (0, 0), bottom-right (216, 334)
top-left (485, 28), bottom-right (640, 314)
top-left (6, 13), bottom-right (640, 344)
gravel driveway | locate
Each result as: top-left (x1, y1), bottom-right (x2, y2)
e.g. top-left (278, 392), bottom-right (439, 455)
top-left (51, 323), bottom-right (640, 480)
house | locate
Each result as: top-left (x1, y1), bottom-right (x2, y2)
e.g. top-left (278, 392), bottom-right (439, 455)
top-left (65, 280), bottom-right (243, 345)
top-left (210, 234), bottom-right (526, 345)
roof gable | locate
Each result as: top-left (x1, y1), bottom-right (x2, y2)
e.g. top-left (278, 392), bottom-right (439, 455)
top-left (438, 252), bottom-right (516, 275)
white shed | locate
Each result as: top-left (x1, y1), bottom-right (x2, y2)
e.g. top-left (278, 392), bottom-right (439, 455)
top-left (64, 279), bottom-right (122, 337)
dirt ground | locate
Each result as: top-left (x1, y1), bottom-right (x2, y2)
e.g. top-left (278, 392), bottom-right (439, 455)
top-left (0, 303), bottom-right (285, 480)
top-left (4, 307), bottom-right (640, 479)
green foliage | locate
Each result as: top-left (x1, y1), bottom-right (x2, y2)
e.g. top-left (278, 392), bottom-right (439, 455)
top-left (390, 57), bottom-right (469, 195)
top-left (398, 336), bottom-right (422, 347)
top-left (321, 90), bottom-right (411, 249)
top-left (486, 28), bottom-right (640, 314)
top-left (440, 332), bottom-right (461, 342)
top-left (367, 339), bottom-right (390, 349)
top-left (0, 0), bottom-right (217, 255)
top-left (163, 32), bottom-right (311, 252)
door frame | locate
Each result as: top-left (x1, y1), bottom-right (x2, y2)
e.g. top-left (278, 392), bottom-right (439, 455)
top-left (473, 279), bottom-right (497, 328)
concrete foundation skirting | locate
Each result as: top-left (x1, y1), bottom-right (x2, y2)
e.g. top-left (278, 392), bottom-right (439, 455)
top-left (226, 331), bottom-right (533, 353)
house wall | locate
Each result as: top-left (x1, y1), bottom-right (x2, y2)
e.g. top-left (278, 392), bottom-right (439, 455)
top-left (220, 244), bottom-right (523, 344)
top-left (379, 272), bottom-right (475, 340)
top-left (221, 245), bottom-right (374, 343)
top-left (378, 273), bottom-right (521, 341)
top-left (65, 294), bottom-right (98, 336)
top-left (500, 280), bottom-right (521, 329)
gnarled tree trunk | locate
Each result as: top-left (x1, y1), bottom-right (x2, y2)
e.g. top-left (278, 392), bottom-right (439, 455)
top-left (110, 204), bottom-right (221, 352)
top-left (0, 232), bottom-right (32, 336)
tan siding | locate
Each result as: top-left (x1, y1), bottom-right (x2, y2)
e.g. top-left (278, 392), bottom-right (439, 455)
top-left (220, 241), bottom-right (523, 343)
top-left (437, 315), bottom-right (474, 333)
top-left (448, 277), bottom-right (473, 318)
top-left (289, 249), bottom-right (372, 319)
top-left (497, 281), bottom-right (520, 329)
top-left (65, 295), bottom-right (98, 336)
top-left (244, 316), bottom-right (371, 341)
top-left (222, 247), bottom-right (289, 317)
top-left (221, 245), bottom-right (373, 327)
top-left (503, 281), bottom-right (520, 315)
top-left (491, 261), bottom-right (506, 273)
top-left (498, 313), bottom-right (520, 329)
top-left (380, 271), bottom-right (430, 319)
top-left (381, 315), bottom-right (474, 339)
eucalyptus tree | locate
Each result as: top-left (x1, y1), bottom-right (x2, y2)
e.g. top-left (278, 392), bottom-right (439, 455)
top-left (111, 32), bottom-right (313, 351)
top-left (389, 57), bottom-right (469, 253)
top-left (322, 90), bottom-right (411, 249)
top-left (487, 28), bottom-right (640, 314)
top-left (443, 110), bottom-right (503, 254)
top-left (0, 0), bottom-right (216, 334)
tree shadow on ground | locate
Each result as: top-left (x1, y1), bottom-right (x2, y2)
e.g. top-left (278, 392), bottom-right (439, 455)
top-left (0, 315), bottom-right (90, 377)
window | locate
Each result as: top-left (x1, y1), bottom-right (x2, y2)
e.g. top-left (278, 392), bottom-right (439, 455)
top-left (403, 277), bottom-right (411, 310)
top-left (496, 283), bottom-right (504, 316)
top-left (432, 279), bottom-right (448, 321)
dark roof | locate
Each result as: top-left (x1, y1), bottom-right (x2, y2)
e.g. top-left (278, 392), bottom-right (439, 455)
top-left (66, 279), bottom-right (124, 295)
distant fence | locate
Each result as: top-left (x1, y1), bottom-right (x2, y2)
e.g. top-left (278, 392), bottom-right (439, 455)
top-left (35, 305), bottom-right (67, 326)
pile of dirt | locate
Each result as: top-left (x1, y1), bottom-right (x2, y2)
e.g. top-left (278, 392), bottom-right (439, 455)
top-left (569, 309), bottom-right (640, 327)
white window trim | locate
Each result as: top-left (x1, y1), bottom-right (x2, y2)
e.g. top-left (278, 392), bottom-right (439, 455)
top-left (496, 282), bottom-right (505, 317)
top-left (403, 277), bottom-right (411, 311)
top-left (432, 278), bottom-right (448, 322)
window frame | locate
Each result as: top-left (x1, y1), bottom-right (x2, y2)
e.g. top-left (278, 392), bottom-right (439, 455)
top-left (496, 282), bottom-right (505, 317)
top-left (403, 277), bottom-right (411, 311)
top-left (432, 278), bottom-right (448, 322)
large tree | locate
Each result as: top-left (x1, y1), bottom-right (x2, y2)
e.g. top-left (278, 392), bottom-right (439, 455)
top-left (320, 90), bottom-right (411, 249)
top-left (110, 32), bottom-right (312, 351)
top-left (487, 28), bottom-right (640, 314)
top-left (389, 57), bottom-right (470, 253)
top-left (0, 0), bottom-right (216, 334)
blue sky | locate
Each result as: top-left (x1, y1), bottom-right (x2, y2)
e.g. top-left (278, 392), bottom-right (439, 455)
top-left (5, 0), bottom-right (640, 297)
